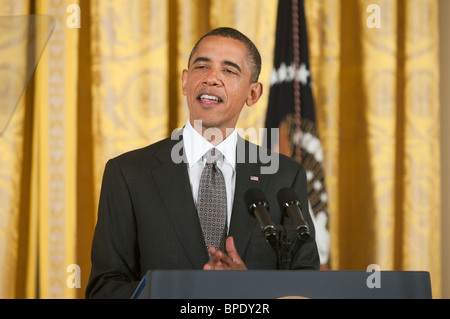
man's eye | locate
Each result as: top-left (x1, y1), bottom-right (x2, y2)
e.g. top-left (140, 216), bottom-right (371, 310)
top-left (225, 69), bottom-right (237, 75)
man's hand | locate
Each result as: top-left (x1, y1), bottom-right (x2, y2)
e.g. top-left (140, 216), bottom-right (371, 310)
top-left (203, 236), bottom-right (248, 270)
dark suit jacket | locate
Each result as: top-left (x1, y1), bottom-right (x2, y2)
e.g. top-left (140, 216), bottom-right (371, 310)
top-left (86, 133), bottom-right (320, 298)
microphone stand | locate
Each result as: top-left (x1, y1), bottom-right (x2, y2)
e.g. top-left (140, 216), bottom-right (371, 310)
top-left (280, 230), bottom-right (293, 270)
top-left (266, 224), bottom-right (308, 270)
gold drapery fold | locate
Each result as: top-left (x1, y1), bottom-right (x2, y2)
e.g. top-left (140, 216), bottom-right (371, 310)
top-left (0, 0), bottom-right (32, 299)
top-left (33, 0), bottom-right (79, 299)
top-left (0, 0), bottom-right (442, 298)
top-left (304, 0), bottom-right (341, 270)
top-left (401, 0), bottom-right (440, 290)
top-left (306, 0), bottom-right (441, 297)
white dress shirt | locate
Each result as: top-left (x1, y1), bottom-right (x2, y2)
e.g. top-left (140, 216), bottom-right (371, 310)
top-left (182, 120), bottom-right (237, 231)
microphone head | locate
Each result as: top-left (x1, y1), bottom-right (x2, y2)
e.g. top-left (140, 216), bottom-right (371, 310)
top-left (277, 187), bottom-right (310, 241)
top-left (277, 187), bottom-right (301, 209)
top-left (244, 188), bottom-right (269, 216)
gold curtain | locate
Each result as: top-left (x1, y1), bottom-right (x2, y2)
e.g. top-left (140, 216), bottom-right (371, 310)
top-left (0, 0), bottom-right (30, 299)
top-left (305, 0), bottom-right (441, 297)
top-left (0, 0), bottom-right (441, 298)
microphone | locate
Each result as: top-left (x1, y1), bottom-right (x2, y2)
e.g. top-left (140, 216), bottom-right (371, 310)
top-left (277, 187), bottom-right (310, 241)
top-left (244, 188), bottom-right (278, 245)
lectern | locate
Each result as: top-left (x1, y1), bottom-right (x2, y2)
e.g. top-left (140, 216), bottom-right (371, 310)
top-left (131, 270), bottom-right (432, 299)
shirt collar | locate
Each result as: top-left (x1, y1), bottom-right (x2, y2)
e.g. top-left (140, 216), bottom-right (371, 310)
top-left (183, 120), bottom-right (237, 169)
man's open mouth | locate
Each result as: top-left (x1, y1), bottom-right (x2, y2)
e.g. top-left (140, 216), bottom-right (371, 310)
top-left (197, 94), bottom-right (223, 103)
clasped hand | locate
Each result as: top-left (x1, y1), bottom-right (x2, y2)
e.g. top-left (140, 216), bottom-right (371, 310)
top-left (203, 236), bottom-right (247, 270)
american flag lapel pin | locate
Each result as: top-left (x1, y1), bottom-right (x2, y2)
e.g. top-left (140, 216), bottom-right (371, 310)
top-left (250, 176), bottom-right (259, 181)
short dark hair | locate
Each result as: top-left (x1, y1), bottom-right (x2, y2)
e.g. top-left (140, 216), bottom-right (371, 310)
top-left (188, 27), bottom-right (262, 83)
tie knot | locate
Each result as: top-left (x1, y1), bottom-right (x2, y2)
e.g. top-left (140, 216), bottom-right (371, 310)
top-left (204, 148), bottom-right (224, 164)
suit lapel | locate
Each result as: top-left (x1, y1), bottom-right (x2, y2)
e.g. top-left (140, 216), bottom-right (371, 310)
top-left (152, 133), bottom-right (209, 268)
top-left (229, 137), bottom-right (269, 257)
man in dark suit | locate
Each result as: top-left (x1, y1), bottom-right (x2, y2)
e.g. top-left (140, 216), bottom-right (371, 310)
top-left (86, 27), bottom-right (319, 299)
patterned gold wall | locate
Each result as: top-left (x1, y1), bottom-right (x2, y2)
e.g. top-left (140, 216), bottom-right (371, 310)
top-left (0, 0), bottom-right (442, 298)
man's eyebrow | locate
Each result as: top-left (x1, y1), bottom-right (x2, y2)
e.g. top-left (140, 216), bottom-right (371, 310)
top-left (223, 60), bottom-right (242, 74)
top-left (191, 56), bottom-right (242, 74)
top-left (191, 56), bottom-right (211, 66)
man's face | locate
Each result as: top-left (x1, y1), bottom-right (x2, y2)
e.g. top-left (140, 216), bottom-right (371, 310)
top-left (182, 35), bottom-right (262, 139)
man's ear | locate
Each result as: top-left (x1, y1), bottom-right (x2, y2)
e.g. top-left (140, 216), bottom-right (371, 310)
top-left (246, 82), bottom-right (263, 107)
top-left (181, 69), bottom-right (188, 96)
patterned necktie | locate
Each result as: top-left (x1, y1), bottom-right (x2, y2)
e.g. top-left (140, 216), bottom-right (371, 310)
top-left (196, 148), bottom-right (228, 252)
